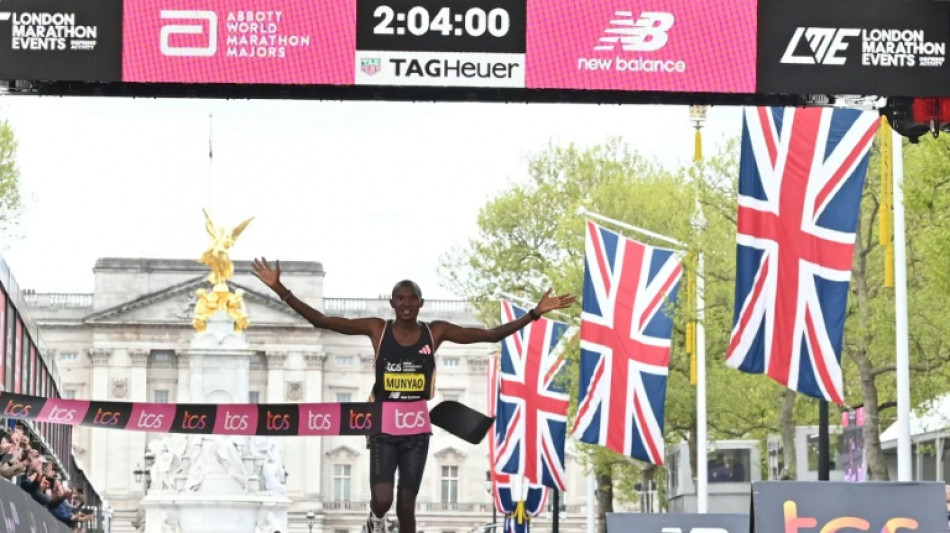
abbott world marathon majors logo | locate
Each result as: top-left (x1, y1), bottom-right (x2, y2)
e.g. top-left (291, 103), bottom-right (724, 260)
top-left (781, 27), bottom-right (946, 67)
top-left (0, 10), bottom-right (99, 51)
top-left (579, 11), bottom-right (686, 74)
top-left (160, 10), bottom-right (311, 59)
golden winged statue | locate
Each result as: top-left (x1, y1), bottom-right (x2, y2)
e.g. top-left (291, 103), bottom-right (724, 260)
top-left (199, 208), bottom-right (254, 285)
top-left (193, 209), bottom-right (254, 333)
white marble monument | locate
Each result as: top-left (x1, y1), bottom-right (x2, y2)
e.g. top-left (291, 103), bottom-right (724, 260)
top-left (140, 313), bottom-right (292, 533)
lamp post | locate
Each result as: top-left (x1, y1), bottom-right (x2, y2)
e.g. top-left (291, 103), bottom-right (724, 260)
top-left (306, 511), bottom-right (315, 533)
top-left (689, 104), bottom-right (708, 514)
top-left (133, 451), bottom-right (156, 493)
top-left (484, 471), bottom-right (497, 526)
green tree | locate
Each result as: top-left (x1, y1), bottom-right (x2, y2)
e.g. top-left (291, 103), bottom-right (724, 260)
top-left (839, 133), bottom-right (950, 480)
top-left (0, 116), bottom-right (22, 241)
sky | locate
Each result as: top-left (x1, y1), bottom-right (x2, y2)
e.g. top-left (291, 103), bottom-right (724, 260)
top-left (0, 96), bottom-right (743, 299)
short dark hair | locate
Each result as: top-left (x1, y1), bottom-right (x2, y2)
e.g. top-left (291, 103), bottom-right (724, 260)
top-left (391, 280), bottom-right (422, 299)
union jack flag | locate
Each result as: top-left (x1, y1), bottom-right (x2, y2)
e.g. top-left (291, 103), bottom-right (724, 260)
top-left (571, 221), bottom-right (683, 465)
top-left (726, 107), bottom-right (879, 404)
top-left (488, 354), bottom-right (547, 516)
top-left (494, 300), bottom-right (571, 490)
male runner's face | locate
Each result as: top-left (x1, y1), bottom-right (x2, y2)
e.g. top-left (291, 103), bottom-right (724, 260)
top-left (391, 286), bottom-right (422, 320)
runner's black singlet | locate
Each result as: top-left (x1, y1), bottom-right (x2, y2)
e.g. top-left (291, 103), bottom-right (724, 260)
top-left (372, 320), bottom-right (436, 402)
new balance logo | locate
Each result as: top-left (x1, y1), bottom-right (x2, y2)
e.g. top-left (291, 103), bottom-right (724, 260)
top-left (594, 11), bottom-right (674, 52)
top-left (781, 27), bottom-right (860, 65)
top-left (418, 345), bottom-right (431, 355)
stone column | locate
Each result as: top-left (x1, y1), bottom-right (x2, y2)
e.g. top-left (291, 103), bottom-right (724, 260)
top-left (88, 348), bottom-right (112, 490)
top-left (129, 350), bottom-right (149, 497)
top-left (265, 352), bottom-right (286, 403)
top-left (304, 351), bottom-right (326, 499)
top-left (176, 352), bottom-right (190, 403)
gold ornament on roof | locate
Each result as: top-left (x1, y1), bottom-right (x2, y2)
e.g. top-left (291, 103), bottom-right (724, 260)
top-left (193, 209), bottom-right (254, 332)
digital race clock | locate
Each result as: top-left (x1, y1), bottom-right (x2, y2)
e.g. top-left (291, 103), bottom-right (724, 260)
top-left (356, 0), bottom-right (526, 53)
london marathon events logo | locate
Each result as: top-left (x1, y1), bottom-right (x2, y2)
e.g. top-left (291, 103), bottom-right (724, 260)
top-left (780, 27), bottom-right (946, 68)
top-left (0, 10), bottom-right (100, 51)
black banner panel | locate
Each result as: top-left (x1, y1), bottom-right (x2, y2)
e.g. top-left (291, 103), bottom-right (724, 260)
top-left (757, 0), bottom-right (950, 96)
top-left (0, 0), bottom-right (122, 81)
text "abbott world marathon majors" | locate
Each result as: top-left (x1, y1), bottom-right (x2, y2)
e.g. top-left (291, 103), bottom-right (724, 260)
top-left (0, 11), bottom-right (98, 50)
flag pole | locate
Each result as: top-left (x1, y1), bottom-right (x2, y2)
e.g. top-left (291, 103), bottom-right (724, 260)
top-left (208, 112), bottom-right (214, 214)
top-left (576, 207), bottom-right (688, 250)
top-left (689, 105), bottom-right (708, 513)
top-left (891, 123), bottom-right (912, 481)
top-left (586, 472), bottom-right (596, 533)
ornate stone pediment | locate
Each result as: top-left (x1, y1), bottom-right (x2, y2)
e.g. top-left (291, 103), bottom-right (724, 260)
top-left (325, 445), bottom-right (361, 461)
top-left (433, 447), bottom-right (467, 462)
top-left (82, 277), bottom-right (306, 326)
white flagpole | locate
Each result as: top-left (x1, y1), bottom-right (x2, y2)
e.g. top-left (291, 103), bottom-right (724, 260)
top-left (891, 128), bottom-right (912, 481)
top-left (208, 112), bottom-right (214, 214)
top-left (498, 292), bottom-right (574, 322)
top-left (690, 105), bottom-right (709, 512)
top-left (576, 207), bottom-right (688, 250)
top-left (586, 471), bottom-right (596, 533)
top-left (695, 249), bottom-right (708, 512)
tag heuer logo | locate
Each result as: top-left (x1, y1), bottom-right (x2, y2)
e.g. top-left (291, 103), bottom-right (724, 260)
top-left (361, 58), bottom-right (381, 76)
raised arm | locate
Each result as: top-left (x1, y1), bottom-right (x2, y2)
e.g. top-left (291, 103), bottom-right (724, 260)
top-left (430, 289), bottom-right (575, 346)
top-left (252, 258), bottom-right (384, 338)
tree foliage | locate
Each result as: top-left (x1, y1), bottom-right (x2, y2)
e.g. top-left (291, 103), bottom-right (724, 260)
top-left (0, 116), bottom-right (21, 241)
top-left (442, 130), bottom-right (950, 518)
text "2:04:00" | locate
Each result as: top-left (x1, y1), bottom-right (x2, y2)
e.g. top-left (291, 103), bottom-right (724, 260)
top-left (374, 6), bottom-right (510, 37)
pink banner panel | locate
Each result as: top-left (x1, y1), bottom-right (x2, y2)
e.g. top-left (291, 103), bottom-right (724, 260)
top-left (36, 399), bottom-right (92, 426)
top-left (381, 401), bottom-right (431, 435)
top-left (122, 0), bottom-right (356, 84)
top-left (525, 0), bottom-right (757, 93)
top-left (298, 403), bottom-right (341, 436)
top-left (128, 402), bottom-right (178, 433)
